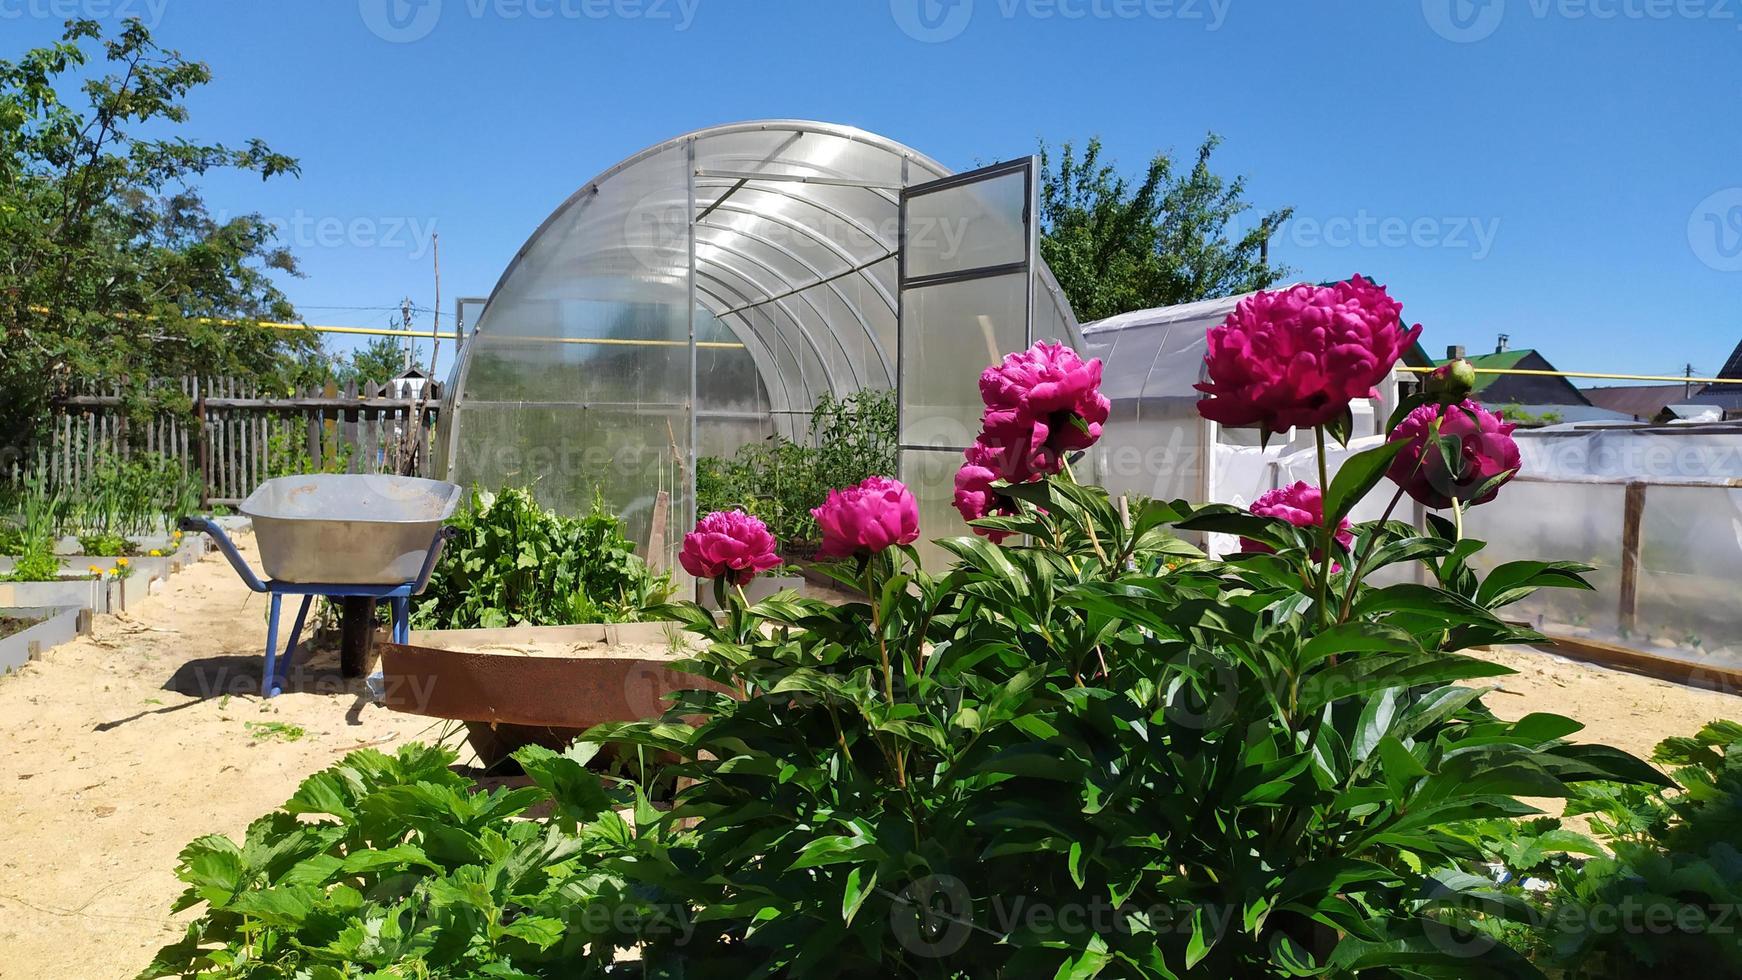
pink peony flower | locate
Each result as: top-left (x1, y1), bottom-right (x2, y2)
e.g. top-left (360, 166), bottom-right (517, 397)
top-left (812, 476), bottom-right (921, 560)
top-left (1386, 400), bottom-right (1521, 510)
top-left (1241, 481), bottom-right (1354, 567)
top-left (1196, 276), bottom-right (1423, 433)
top-left (953, 441), bottom-right (1021, 543)
top-left (679, 510), bottom-right (783, 584)
top-left (977, 340), bottom-right (1111, 480)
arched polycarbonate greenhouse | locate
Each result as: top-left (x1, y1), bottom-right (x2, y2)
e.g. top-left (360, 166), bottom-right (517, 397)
top-left (436, 120), bottom-right (1086, 570)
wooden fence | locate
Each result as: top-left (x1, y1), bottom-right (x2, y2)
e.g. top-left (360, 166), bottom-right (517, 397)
top-left (23, 378), bottom-right (443, 506)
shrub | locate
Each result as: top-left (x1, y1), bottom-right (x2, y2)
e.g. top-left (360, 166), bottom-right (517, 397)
top-left (411, 487), bottom-right (674, 630)
top-left (590, 468), bottom-right (1665, 977)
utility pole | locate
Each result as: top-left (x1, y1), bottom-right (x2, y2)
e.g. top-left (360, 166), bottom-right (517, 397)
top-left (400, 297), bottom-right (415, 372)
top-left (1686, 363), bottom-right (1694, 400)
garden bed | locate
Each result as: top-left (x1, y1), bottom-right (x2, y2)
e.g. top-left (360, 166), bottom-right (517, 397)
top-left (378, 622), bottom-right (712, 765)
top-left (0, 606), bottom-right (86, 673)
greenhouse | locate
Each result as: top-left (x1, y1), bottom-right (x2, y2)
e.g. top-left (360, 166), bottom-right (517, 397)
top-left (436, 120), bottom-right (1085, 569)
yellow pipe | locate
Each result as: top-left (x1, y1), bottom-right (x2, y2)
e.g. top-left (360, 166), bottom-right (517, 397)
top-left (257, 320), bottom-right (745, 350)
top-left (25, 305), bottom-right (745, 349)
top-left (1399, 365), bottom-right (1742, 386)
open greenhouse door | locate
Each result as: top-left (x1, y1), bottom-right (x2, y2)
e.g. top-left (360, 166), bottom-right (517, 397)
top-left (897, 157), bottom-right (1038, 561)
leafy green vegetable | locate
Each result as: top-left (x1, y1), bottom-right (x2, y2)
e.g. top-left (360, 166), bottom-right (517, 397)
top-left (141, 743), bottom-right (662, 979)
top-left (412, 487), bottom-right (673, 630)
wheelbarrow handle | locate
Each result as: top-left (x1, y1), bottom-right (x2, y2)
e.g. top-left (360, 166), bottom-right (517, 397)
top-left (179, 516), bottom-right (268, 593)
top-left (410, 525), bottom-right (459, 596)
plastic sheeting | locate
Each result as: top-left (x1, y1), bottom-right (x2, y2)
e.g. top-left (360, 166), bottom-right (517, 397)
top-left (1240, 424), bottom-right (1742, 671)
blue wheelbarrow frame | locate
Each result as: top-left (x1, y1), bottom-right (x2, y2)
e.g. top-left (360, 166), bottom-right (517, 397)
top-left (179, 517), bottom-right (456, 697)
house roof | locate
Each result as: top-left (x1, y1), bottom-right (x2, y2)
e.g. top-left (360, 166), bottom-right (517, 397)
top-left (1583, 384), bottom-right (1691, 420)
top-left (1717, 338), bottom-right (1742, 380)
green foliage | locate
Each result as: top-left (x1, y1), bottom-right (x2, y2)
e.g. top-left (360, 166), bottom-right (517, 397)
top-left (1457, 721), bottom-right (1742, 977)
top-left (69, 452), bottom-right (202, 538)
top-left (78, 531), bottom-right (135, 557)
top-left (0, 473), bottom-right (66, 553)
top-left (1039, 135), bottom-right (1294, 323)
top-left (140, 742), bottom-right (662, 979)
top-left (412, 487), bottom-right (674, 630)
top-left (150, 440), bottom-right (1692, 978)
top-left (2, 473), bottom-right (65, 579)
top-left (585, 449), bottom-right (1664, 978)
top-left (264, 425), bottom-right (354, 479)
top-left (0, 19), bottom-right (318, 452)
top-left (1492, 404), bottom-right (1564, 428)
top-left (697, 388), bottom-right (897, 548)
top-left (3, 543), bottom-right (61, 582)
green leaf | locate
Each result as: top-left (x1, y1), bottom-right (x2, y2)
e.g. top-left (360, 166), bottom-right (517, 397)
top-left (790, 834), bottom-right (886, 869)
top-left (842, 866), bottom-right (876, 926)
top-left (1322, 439), bottom-right (1411, 526)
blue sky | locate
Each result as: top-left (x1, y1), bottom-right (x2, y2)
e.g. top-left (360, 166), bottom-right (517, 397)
top-left (8, 0), bottom-right (1741, 380)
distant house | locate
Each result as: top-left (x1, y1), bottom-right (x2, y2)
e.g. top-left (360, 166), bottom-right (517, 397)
top-left (1584, 384), bottom-right (1693, 422)
top-left (1435, 336), bottom-right (1592, 409)
top-left (1688, 338), bottom-right (1742, 413)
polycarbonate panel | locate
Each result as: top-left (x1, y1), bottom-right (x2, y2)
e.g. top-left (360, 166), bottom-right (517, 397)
top-left (904, 171), bottom-right (1028, 280)
top-left (903, 447), bottom-right (973, 568)
top-left (1634, 485), bottom-right (1742, 666)
top-left (1463, 481), bottom-right (1623, 637)
top-left (899, 271), bottom-right (1030, 452)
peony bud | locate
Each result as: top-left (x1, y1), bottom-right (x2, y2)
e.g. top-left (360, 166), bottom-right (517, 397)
top-left (1423, 358), bottom-right (1477, 406)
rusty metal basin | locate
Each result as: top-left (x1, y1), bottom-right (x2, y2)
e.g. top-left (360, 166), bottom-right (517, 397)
top-left (377, 622), bottom-right (721, 765)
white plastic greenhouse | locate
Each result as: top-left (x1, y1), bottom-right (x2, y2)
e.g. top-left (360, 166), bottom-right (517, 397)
top-left (1085, 293), bottom-right (1742, 675)
top-left (436, 120), bottom-right (1085, 569)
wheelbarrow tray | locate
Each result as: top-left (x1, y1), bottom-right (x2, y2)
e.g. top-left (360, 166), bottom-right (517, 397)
top-left (240, 475), bottom-right (462, 586)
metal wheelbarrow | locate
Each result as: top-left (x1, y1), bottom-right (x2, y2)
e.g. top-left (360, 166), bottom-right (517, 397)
top-left (181, 474), bottom-right (463, 697)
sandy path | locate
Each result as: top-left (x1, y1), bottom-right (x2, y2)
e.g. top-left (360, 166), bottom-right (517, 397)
top-left (0, 543), bottom-right (1739, 979)
top-left (0, 535), bottom-right (438, 980)
top-left (1471, 645), bottom-right (1742, 763)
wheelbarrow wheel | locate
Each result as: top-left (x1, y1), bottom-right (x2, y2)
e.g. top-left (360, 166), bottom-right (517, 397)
top-left (339, 597), bottom-right (378, 678)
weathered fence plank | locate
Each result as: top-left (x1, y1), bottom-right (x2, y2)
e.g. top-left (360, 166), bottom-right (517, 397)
top-left (38, 376), bottom-right (443, 506)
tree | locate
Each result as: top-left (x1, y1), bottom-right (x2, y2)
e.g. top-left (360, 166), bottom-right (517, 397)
top-left (1038, 135), bottom-right (1294, 323)
top-left (340, 332), bottom-right (424, 387)
top-left (0, 19), bottom-right (318, 462)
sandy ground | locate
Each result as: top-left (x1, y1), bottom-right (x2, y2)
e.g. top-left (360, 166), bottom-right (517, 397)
top-left (1470, 645), bottom-right (1742, 762)
top-left (0, 534), bottom-right (440, 980)
top-left (0, 542), bottom-right (1738, 979)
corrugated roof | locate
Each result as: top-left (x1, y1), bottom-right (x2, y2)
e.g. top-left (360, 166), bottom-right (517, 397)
top-left (1583, 384), bottom-right (1691, 420)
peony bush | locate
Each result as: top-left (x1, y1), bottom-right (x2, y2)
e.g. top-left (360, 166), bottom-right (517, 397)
top-left (150, 279), bottom-right (1692, 979)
